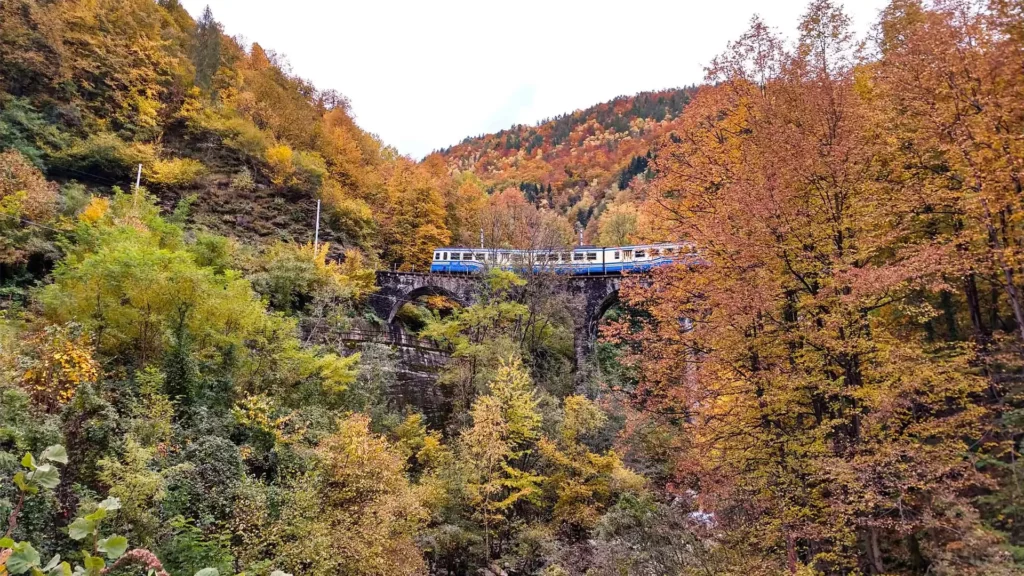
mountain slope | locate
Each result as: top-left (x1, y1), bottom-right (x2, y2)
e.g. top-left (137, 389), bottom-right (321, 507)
top-left (436, 87), bottom-right (697, 241)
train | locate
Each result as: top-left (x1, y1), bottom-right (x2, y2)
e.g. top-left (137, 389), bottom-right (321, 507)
top-left (429, 243), bottom-right (694, 275)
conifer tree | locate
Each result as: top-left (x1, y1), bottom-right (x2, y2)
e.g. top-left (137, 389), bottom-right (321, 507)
top-left (192, 6), bottom-right (222, 93)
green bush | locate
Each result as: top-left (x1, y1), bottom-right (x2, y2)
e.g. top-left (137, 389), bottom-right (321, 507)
top-left (221, 116), bottom-right (273, 160)
top-left (164, 436), bottom-right (244, 528)
top-left (53, 133), bottom-right (157, 180)
top-left (0, 96), bottom-right (68, 169)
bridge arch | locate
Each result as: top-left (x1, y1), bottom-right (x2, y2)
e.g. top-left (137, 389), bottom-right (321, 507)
top-left (375, 271), bottom-right (636, 389)
top-left (386, 285), bottom-right (468, 324)
top-left (372, 272), bottom-right (481, 326)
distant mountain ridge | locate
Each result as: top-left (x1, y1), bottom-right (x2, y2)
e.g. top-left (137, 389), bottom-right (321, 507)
top-left (436, 86), bottom-right (698, 238)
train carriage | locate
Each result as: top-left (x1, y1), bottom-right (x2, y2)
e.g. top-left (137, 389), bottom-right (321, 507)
top-left (429, 243), bottom-right (695, 275)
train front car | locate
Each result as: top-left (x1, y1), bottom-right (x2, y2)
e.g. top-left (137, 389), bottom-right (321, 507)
top-left (430, 248), bottom-right (488, 273)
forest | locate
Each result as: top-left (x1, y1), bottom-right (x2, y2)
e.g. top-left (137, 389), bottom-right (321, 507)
top-left (2, 0), bottom-right (1024, 574)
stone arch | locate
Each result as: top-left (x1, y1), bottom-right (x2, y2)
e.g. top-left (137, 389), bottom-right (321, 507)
top-left (583, 288), bottom-right (622, 341)
top-left (596, 289), bottom-right (620, 326)
top-left (387, 285), bottom-right (467, 323)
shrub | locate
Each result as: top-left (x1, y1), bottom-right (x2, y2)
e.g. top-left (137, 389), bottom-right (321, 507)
top-left (0, 96), bottom-right (68, 169)
top-left (53, 133), bottom-right (157, 180)
top-left (0, 149), bottom-right (59, 266)
top-left (321, 180), bottom-right (374, 245)
top-left (222, 115), bottom-right (273, 159)
top-left (230, 168), bottom-right (255, 192)
top-left (264, 145), bottom-right (327, 193)
top-left (291, 149), bottom-right (327, 191)
top-left (249, 242), bottom-right (375, 314)
top-left (0, 149), bottom-right (58, 222)
top-left (178, 94), bottom-right (272, 161)
top-left (146, 158), bottom-right (206, 188)
top-left (164, 436), bottom-right (244, 528)
top-left (59, 181), bottom-right (91, 216)
top-left (264, 144), bottom-right (294, 188)
top-left (20, 323), bottom-right (100, 413)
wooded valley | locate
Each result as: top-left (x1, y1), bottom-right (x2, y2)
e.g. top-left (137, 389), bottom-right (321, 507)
top-left (2, 0), bottom-right (1024, 574)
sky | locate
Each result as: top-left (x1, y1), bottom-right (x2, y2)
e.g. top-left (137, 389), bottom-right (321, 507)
top-left (178, 0), bottom-right (892, 159)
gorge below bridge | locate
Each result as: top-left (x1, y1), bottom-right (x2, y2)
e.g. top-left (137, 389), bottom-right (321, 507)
top-left (369, 270), bottom-right (629, 366)
top-left (330, 271), bottom-right (638, 424)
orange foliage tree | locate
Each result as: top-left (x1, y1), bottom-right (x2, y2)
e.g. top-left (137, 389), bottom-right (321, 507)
top-left (612, 2), bottom-right (1015, 573)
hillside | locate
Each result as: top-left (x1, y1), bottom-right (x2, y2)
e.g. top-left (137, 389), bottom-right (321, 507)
top-left (0, 0), bottom-right (485, 276)
top-left (437, 87), bottom-right (697, 243)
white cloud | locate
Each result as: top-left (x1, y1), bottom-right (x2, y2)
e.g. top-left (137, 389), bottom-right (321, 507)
top-left (178, 0), bottom-right (890, 159)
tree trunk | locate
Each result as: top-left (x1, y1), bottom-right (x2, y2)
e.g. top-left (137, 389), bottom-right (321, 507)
top-left (786, 533), bottom-right (797, 574)
top-left (866, 528), bottom-right (885, 575)
top-left (964, 273), bottom-right (987, 339)
top-left (982, 202), bottom-right (1024, 348)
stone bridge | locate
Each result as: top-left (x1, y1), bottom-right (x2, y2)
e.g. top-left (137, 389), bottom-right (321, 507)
top-left (370, 271), bottom-right (628, 372)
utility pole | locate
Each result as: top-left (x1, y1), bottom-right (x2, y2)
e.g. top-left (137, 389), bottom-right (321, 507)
top-left (133, 163), bottom-right (142, 208)
top-left (480, 228), bottom-right (484, 249)
top-left (313, 199), bottom-right (321, 252)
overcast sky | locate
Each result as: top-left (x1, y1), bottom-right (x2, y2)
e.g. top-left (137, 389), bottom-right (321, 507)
top-left (177, 0), bottom-right (891, 159)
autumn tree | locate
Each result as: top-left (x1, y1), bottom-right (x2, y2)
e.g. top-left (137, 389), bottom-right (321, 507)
top-left (0, 149), bottom-right (57, 269)
top-left (613, 3), bottom-right (1012, 573)
top-left (458, 356), bottom-right (544, 559)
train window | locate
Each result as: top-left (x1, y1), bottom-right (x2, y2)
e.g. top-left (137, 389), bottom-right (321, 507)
top-left (664, 248), bottom-right (674, 255)
top-left (475, 253), bottom-right (485, 260)
top-left (573, 253), bottom-right (584, 261)
top-left (486, 253), bottom-right (495, 261)
top-left (511, 253), bottom-right (524, 263)
top-left (434, 252), bottom-right (440, 260)
top-left (451, 253), bottom-right (460, 260)
top-left (463, 252), bottom-right (473, 260)
top-left (636, 250), bottom-right (646, 258)
top-left (586, 252), bottom-right (597, 261)
top-left (623, 249), bottom-right (633, 259)
top-left (613, 251), bottom-right (620, 259)
top-left (443, 252), bottom-right (448, 259)
top-left (650, 249), bottom-right (660, 256)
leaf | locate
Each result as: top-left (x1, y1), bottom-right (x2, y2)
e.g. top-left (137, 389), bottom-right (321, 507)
top-left (81, 554), bottom-right (104, 573)
top-left (0, 537), bottom-right (15, 548)
top-left (67, 518), bottom-right (94, 541)
top-left (96, 497), bottom-right (120, 512)
top-left (47, 562), bottom-right (71, 576)
top-left (12, 473), bottom-right (37, 495)
top-left (40, 446), bottom-right (67, 465)
top-left (41, 555), bottom-right (60, 572)
top-left (6, 541), bottom-right (41, 574)
top-left (193, 569), bottom-right (219, 576)
top-left (83, 508), bottom-right (105, 523)
top-left (96, 536), bottom-right (127, 560)
top-left (27, 465), bottom-right (59, 490)
top-left (20, 453), bottom-right (36, 471)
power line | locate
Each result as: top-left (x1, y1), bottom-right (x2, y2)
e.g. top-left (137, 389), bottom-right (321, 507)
top-left (56, 166), bottom-right (124, 185)
top-left (15, 216), bottom-right (64, 234)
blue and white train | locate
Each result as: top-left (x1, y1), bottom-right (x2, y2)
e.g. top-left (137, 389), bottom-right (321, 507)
top-left (429, 243), bottom-right (694, 275)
